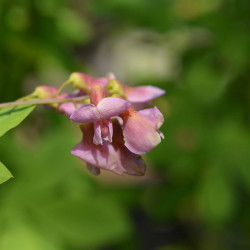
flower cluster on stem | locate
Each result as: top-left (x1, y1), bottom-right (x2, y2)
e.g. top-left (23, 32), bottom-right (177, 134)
top-left (11, 72), bottom-right (165, 176)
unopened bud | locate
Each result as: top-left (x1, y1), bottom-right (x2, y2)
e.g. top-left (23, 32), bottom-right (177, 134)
top-left (68, 72), bottom-right (91, 93)
top-left (34, 86), bottom-right (58, 99)
top-left (106, 80), bottom-right (125, 98)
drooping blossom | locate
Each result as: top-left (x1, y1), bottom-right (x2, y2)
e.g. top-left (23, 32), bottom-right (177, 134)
top-left (70, 85), bottom-right (131, 145)
top-left (120, 106), bottom-right (164, 154)
top-left (71, 121), bottom-right (146, 176)
top-left (37, 72), bottom-right (165, 176)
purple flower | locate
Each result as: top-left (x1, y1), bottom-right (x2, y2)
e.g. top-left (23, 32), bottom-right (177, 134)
top-left (37, 72), bottom-right (166, 176)
top-left (70, 85), bottom-right (131, 145)
top-left (71, 122), bottom-right (146, 176)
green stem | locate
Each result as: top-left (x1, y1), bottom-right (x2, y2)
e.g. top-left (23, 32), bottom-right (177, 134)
top-left (55, 80), bottom-right (71, 96)
top-left (0, 95), bottom-right (88, 109)
top-left (16, 92), bottom-right (36, 101)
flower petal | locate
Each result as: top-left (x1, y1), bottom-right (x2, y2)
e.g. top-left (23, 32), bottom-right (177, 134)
top-left (112, 120), bottom-right (146, 176)
top-left (138, 106), bottom-right (164, 130)
top-left (70, 104), bottom-right (101, 123)
top-left (58, 103), bottom-right (80, 117)
top-left (117, 147), bottom-right (146, 176)
top-left (71, 141), bottom-right (125, 175)
top-left (93, 121), bottom-right (103, 145)
top-left (90, 77), bottom-right (109, 88)
top-left (72, 141), bottom-right (109, 170)
top-left (72, 122), bottom-right (147, 176)
top-left (72, 123), bottom-right (126, 175)
top-left (108, 119), bottom-right (113, 142)
top-left (97, 97), bottom-right (131, 119)
top-left (123, 111), bottom-right (162, 154)
top-left (158, 130), bottom-right (164, 139)
top-left (125, 86), bottom-right (165, 103)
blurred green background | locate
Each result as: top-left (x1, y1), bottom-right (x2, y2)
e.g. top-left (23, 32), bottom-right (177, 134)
top-left (1, 0), bottom-right (250, 249)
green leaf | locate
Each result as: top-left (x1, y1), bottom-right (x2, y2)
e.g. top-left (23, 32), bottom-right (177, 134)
top-left (0, 218), bottom-right (62, 250)
top-left (0, 104), bottom-right (36, 137)
top-left (35, 197), bottom-right (131, 248)
top-left (196, 166), bottom-right (236, 225)
top-left (0, 161), bottom-right (13, 184)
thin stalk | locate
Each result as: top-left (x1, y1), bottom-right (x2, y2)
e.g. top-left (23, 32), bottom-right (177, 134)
top-left (55, 80), bottom-right (71, 96)
top-left (0, 95), bottom-right (88, 109)
top-left (16, 92), bottom-right (36, 101)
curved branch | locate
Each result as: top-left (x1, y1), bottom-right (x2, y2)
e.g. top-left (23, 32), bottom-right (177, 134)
top-left (0, 95), bottom-right (89, 109)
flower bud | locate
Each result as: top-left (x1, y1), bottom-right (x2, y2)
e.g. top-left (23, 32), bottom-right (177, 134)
top-left (68, 72), bottom-right (109, 93)
top-left (106, 80), bottom-right (125, 98)
top-left (68, 72), bottom-right (91, 93)
top-left (34, 86), bottom-right (59, 99)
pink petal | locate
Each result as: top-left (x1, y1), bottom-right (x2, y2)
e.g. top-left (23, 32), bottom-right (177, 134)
top-left (138, 106), bottom-right (164, 130)
top-left (158, 130), bottom-right (164, 139)
top-left (58, 103), bottom-right (80, 117)
top-left (93, 121), bottom-right (103, 145)
top-left (112, 120), bottom-right (146, 176)
top-left (108, 120), bottom-right (113, 142)
top-left (117, 147), bottom-right (146, 176)
top-left (125, 86), bottom-right (165, 103)
top-left (70, 104), bottom-right (101, 123)
top-left (71, 141), bottom-right (125, 175)
top-left (97, 97), bottom-right (131, 119)
top-left (72, 141), bottom-right (109, 170)
top-left (123, 112), bottom-right (162, 154)
top-left (72, 122), bottom-right (147, 176)
top-left (90, 77), bottom-right (109, 87)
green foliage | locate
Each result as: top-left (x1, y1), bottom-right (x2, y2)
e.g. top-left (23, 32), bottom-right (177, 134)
top-left (196, 165), bottom-right (236, 225)
top-left (0, 161), bottom-right (13, 184)
top-left (0, 104), bottom-right (36, 138)
top-left (35, 197), bottom-right (130, 248)
top-left (0, 125), bottom-right (132, 249)
top-left (0, 104), bottom-right (36, 184)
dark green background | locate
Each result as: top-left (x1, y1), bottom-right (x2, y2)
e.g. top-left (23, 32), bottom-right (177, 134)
top-left (0, 0), bottom-right (250, 249)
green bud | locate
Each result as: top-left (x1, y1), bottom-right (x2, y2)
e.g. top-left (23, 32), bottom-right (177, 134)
top-left (69, 72), bottom-right (90, 93)
top-left (106, 80), bottom-right (125, 97)
top-left (34, 86), bottom-right (58, 99)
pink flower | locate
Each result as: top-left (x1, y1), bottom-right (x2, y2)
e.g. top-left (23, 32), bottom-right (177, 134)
top-left (124, 85), bottom-right (165, 109)
top-left (71, 122), bottom-right (146, 176)
top-left (120, 106), bottom-right (164, 154)
top-left (37, 72), bottom-right (165, 176)
top-left (70, 85), bottom-right (131, 145)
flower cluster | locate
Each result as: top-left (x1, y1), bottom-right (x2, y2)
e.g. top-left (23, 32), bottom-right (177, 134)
top-left (37, 72), bottom-right (165, 176)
